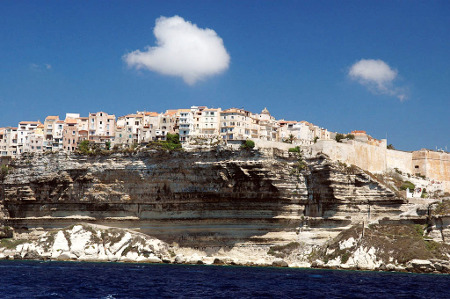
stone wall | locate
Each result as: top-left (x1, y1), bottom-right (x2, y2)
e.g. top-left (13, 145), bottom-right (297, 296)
top-left (386, 149), bottom-right (413, 174)
top-left (309, 140), bottom-right (387, 174)
top-left (309, 141), bottom-right (449, 192)
top-left (413, 150), bottom-right (450, 183)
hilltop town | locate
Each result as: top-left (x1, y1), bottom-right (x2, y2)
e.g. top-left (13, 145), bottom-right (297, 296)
top-left (0, 106), bottom-right (331, 156)
top-left (1, 106), bottom-right (449, 193)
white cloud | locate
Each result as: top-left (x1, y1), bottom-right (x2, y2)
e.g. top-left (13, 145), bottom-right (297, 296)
top-left (30, 63), bottom-right (52, 71)
top-left (124, 15), bottom-right (230, 85)
top-left (349, 59), bottom-right (407, 101)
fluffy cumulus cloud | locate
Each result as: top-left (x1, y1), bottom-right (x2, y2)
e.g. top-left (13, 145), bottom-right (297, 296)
top-left (349, 59), bottom-right (407, 101)
top-left (124, 15), bottom-right (230, 85)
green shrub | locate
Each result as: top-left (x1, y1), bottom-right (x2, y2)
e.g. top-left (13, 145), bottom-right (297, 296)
top-left (283, 134), bottom-right (295, 144)
top-left (400, 181), bottom-right (415, 191)
top-left (162, 133), bottom-right (182, 150)
top-left (314, 136), bottom-right (319, 143)
top-left (78, 140), bottom-right (91, 154)
top-left (345, 134), bottom-right (355, 140)
top-left (288, 146), bottom-right (300, 153)
top-left (421, 188), bottom-right (428, 198)
top-left (335, 133), bottom-right (345, 143)
top-left (166, 133), bottom-right (180, 145)
top-left (241, 139), bottom-right (255, 149)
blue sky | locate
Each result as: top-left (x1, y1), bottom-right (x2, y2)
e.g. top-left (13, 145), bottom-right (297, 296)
top-left (0, 1), bottom-right (449, 151)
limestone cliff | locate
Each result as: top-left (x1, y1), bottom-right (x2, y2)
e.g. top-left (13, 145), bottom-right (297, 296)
top-left (0, 148), bottom-right (448, 272)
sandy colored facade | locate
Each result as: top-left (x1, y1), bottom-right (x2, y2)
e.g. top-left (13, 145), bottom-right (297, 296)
top-left (62, 118), bottom-right (80, 152)
top-left (88, 112), bottom-right (115, 143)
top-left (412, 150), bottom-right (450, 183)
top-left (311, 139), bottom-right (450, 192)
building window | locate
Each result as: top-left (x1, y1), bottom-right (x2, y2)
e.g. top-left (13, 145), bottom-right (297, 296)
top-left (415, 165), bottom-right (419, 169)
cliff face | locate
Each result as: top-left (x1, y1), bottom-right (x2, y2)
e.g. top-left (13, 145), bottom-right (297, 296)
top-left (0, 149), bottom-right (405, 248)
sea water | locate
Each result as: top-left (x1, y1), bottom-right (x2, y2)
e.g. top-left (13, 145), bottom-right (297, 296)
top-left (0, 261), bottom-right (448, 298)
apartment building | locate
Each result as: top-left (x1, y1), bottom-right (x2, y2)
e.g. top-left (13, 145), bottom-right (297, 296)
top-left (88, 112), bottom-right (115, 143)
top-left (17, 121), bottom-right (42, 154)
top-left (24, 123), bottom-right (45, 154)
top-left (256, 108), bottom-right (279, 141)
top-left (178, 108), bottom-right (195, 143)
top-left (115, 114), bottom-right (144, 145)
top-left (0, 127), bottom-right (18, 157)
top-left (220, 108), bottom-right (253, 141)
top-left (43, 116), bottom-right (62, 151)
top-left (62, 118), bottom-right (80, 152)
top-left (198, 108), bottom-right (221, 136)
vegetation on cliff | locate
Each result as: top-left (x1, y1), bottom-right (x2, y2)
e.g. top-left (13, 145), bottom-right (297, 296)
top-left (0, 165), bottom-right (9, 181)
top-left (240, 139), bottom-right (255, 150)
top-left (315, 224), bottom-right (450, 266)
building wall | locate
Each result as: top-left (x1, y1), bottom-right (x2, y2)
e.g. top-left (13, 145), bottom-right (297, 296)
top-left (310, 140), bottom-right (450, 192)
top-left (386, 149), bottom-right (413, 175)
top-left (310, 140), bottom-right (388, 174)
top-left (412, 150), bottom-right (450, 183)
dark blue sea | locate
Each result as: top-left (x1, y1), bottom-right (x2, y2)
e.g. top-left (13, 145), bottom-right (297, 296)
top-left (0, 261), bottom-right (448, 298)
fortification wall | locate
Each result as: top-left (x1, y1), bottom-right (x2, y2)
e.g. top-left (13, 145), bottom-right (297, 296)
top-left (413, 150), bottom-right (450, 183)
top-left (254, 139), bottom-right (293, 151)
top-left (309, 140), bottom-right (387, 173)
top-left (386, 149), bottom-right (413, 174)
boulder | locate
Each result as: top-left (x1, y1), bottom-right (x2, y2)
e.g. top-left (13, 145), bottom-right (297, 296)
top-left (272, 258), bottom-right (288, 267)
top-left (174, 255), bottom-right (186, 264)
top-left (407, 259), bottom-right (435, 273)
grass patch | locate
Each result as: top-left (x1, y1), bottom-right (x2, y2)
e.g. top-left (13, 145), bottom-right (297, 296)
top-left (433, 200), bottom-right (450, 216)
top-left (400, 181), bottom-right (415, 191)
top-left (320, 224), bottom-right (450, 265)
top-left (0, 238), bottom-right (28, 249)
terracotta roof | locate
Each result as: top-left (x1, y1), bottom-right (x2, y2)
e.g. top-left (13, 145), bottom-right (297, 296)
top-left (45, 116), bottom-right (59, 120)
top-left (19, 121), bottom-right (41, 125)
top-left (125, 114), bottom-right (143, 118)
top-left (56, 120), bottom-right (65, 124)
top-left (65, 118), bottom-right (78, 124)
top-left (145, 112), bottom-right (159, 117)
top-left (352, 130), bottom-right (367, 134)
top-left (163, 109), bottom-right (177, 116)
top-left (177, 109), bottom-right (191, 113)
top-left (78, 117), bottom-right (88, 120)
top-left (221, 108), bottom-right (249, 114)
